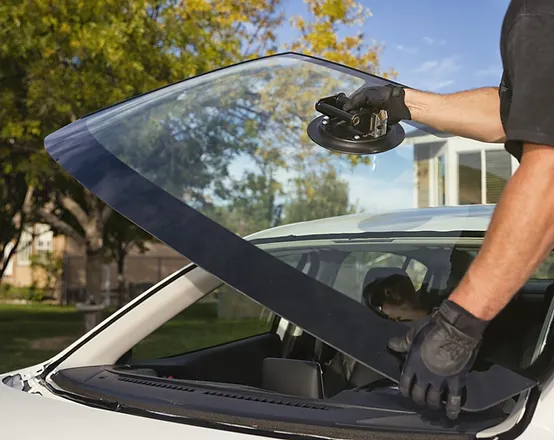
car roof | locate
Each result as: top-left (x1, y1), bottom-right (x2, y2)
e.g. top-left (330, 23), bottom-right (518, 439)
top-left (245, 205), bottom-right (494, 241)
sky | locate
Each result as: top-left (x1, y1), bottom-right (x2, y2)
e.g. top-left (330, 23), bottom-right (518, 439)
top-left (234, 0), bottom-right (512, 214)
top-left (221, 1), bottom-right (514, 217)
top-left (278, 0), bottom-right (510, 93)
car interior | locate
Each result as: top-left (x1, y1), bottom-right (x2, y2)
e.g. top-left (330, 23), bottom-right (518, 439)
top-left (114, 244), bottom-right (553, 400)
top-left (49, 242), bottom-right (554, 435)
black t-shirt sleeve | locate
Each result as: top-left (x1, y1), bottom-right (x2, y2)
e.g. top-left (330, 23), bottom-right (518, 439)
top-left (504, 13), bottom-right (554, 148)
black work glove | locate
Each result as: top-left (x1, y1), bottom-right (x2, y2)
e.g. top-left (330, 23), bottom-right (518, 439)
top-left (342, 84), bottom-right (411, 125)
top-left (388, 300), bottom-right (489, 420)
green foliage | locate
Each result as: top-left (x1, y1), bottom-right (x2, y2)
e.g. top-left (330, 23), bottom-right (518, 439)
top-left (29, 251), bottom-right (64, 295)
top-left (0, 284), bottom-right (48, 302)
top-left (0, 0), bottom-right (283, 141)
top-left (208, 166), bottom-right (284, 237)
top-left (0, 0), bottom-right (281, 303)
top-left (0, 163), bottom-right (28, 278)
top-left (103, 212), bottom-right (150, 262)
top-left (0, 0), bottom-right (391, 303)
top-left (287, 0), bottom-right (396, 78)
top-left (283, 167), bottom-right (357, 224)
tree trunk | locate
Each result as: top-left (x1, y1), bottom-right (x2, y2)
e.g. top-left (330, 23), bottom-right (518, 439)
top-left (85, 246), bottom-right (104, 305)
top-left (29, 186), bottom-right (112, 332)
top-left (116, 246), bottom-right (127, 308)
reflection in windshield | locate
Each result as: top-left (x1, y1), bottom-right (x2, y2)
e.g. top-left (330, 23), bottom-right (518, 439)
top-left (86, 52), bottom-right (514, 239)
top-left (87, 56), bottom-right (396, 236)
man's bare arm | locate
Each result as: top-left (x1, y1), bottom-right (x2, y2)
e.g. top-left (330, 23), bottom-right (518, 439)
top-left (404, 87), bottom-right (505, 144)
top-left (449, 143), bottom-right (554, 320)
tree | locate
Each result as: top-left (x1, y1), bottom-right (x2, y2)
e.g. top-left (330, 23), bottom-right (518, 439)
top-left (0, 162), bottom-right (30, 279)
top-left (209, 166), bottom-right (284, 237)
top-left (286, 0), bottom-right (396, 78)
top-left (283, 167), bottom-right (357, 224)
top-left (0, 0), bottom-right (283, 304)
top-left (0, 0), bottom-right (392, 303)
top-left (0, 142), bottom-right (47, 281)
top-left (210, 0), bottom-right (394, 234)
top-left (103, 212), bottom-right (151, 307)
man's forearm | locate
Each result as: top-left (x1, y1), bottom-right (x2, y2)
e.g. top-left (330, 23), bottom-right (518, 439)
top-left (449, 144), bottom-right (554, 320)
top-left (404, 87), bottom-right (505, 143)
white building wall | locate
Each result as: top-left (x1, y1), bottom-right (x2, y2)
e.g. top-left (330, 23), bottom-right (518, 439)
top-left (411, 134), bottom-right (516, 208)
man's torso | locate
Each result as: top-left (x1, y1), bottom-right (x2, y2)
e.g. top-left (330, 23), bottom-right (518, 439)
top-left (499, 0), bottom-right (554, 160)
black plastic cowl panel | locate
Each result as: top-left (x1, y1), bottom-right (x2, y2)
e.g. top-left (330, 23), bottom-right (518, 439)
top-left (50, 365), bottom-right (491, 439)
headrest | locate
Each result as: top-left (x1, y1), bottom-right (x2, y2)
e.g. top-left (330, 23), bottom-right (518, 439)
top-left (361, 266), bottom-right (420, 319)
top-left (363, 266), bottom-right (410, 290)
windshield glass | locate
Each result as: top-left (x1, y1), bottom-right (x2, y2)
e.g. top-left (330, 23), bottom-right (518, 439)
top-left (85, 53), bottom-right (515, 236)
top-left (85, 54), bottom-right (419, 232)
top-left (46, 54), bottom-right (538, 403)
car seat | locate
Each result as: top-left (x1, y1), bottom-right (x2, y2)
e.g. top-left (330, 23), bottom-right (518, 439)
top-left (322, 267), bottom-right (416, 397)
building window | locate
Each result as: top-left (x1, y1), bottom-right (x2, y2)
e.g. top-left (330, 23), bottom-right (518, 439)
top-left (17, 229), bottom-right (33, 266)
top-left (35, 224), bottom-right (53, 252)
top-left (458, 152), bottom-right (482, 205)
top-left (485, 150), bottom-right (511, 204)
top-left (34, 224), bottom-right (54, 263)
top-left (458, 149), bottom-right (511, 205)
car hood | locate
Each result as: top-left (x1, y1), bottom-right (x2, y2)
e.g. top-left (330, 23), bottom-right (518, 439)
top-left (44, 52), bottom-right (535, 413)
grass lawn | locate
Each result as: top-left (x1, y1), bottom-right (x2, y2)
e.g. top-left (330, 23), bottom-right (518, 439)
top-left (0, 302), bottom-right (271, 373)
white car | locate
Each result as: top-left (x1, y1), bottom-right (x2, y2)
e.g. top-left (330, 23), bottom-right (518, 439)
top-left (2, 53), bottom-right (553, 439)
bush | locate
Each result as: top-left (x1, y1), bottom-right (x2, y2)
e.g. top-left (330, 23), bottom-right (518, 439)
top-left (0, 284), bottom-right (49, 302)
top-left (30, 252), bottom-right (63, 296)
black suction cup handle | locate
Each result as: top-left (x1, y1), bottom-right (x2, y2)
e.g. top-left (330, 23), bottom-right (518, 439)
top-left (316, 101), bottom-right (356, 124)
top-left (314, 93), bottom-right (369, 135)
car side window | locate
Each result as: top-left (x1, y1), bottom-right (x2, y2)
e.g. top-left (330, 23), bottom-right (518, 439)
top-left (131, 284), bottom-right (274, 360)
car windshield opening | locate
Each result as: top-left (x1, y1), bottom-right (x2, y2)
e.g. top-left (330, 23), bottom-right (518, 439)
top-left (51, 235), bottom-right (549, 436)
top-left (116, 234), bottom-right (551, 404)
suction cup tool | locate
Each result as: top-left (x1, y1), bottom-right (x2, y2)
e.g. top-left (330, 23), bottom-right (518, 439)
top-left (307, 92), bottom-right (406, 155)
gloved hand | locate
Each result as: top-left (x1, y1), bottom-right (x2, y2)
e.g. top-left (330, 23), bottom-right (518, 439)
top-left (388, 300), bottom-right (489, 420)
top-left (342, 84), bottom-right (412, 125)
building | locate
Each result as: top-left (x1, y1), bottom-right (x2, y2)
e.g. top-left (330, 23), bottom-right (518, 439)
top-left (408, 129), bottom-right (518, 208)
top-left (2, 131), bottom-right (516, 302)
top-left (2, 225), bottom-right (189, 304)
